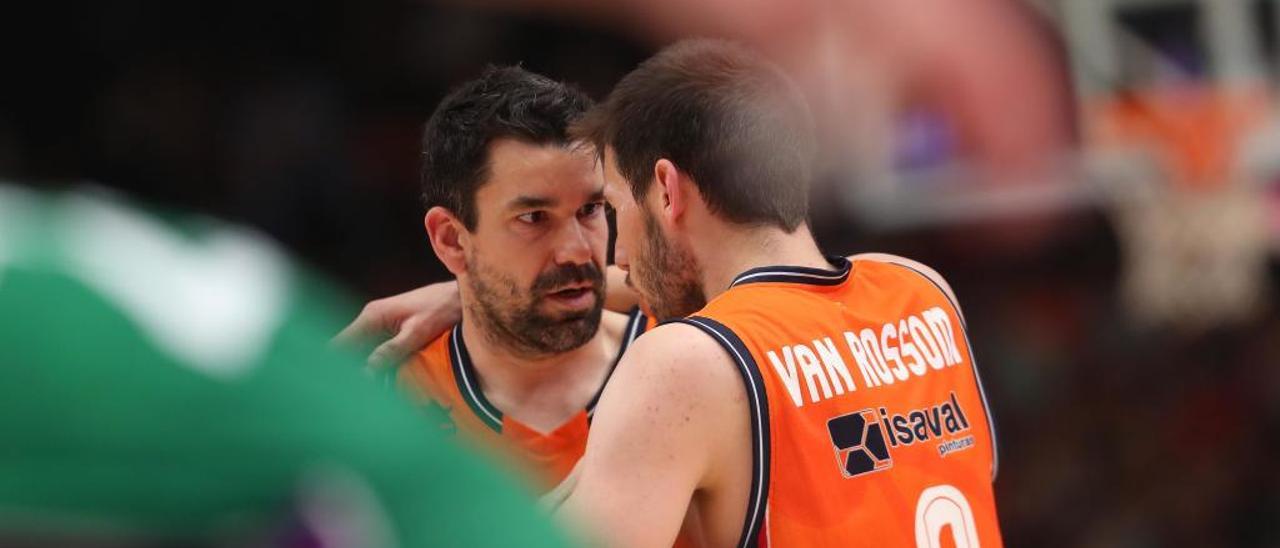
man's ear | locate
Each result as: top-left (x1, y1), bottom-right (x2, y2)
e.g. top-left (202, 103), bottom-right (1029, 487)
top-left (424, 207), bottom-right (469, 275)
top-left (653, 158), bottom-right (691, 225)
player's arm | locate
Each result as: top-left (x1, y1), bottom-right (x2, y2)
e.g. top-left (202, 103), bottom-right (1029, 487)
top-left (333, 280), bottom-right (461, 367)
top-left (336, 267), bottom-right (643, 366)
top-left (335, 254), bottom-right (904, 368)
top-left (555, 323), bottom-right (747, 547)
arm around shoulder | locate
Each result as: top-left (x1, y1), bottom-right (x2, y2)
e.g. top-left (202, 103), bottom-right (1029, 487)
top-left (333, 280), bottom-right (461, 367)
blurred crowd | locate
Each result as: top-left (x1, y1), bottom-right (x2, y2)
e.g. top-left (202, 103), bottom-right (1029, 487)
top-left (4, 0), bottom-right (1280, 546)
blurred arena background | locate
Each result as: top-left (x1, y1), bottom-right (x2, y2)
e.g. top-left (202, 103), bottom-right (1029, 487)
top-left (4, 0), bottom-right (1280, 545)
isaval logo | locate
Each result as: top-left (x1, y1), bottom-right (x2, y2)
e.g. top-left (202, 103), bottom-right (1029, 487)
top-left (827, 392), bottom-right (974, 478)
top-left (827, 409), bottom-right (893, 478)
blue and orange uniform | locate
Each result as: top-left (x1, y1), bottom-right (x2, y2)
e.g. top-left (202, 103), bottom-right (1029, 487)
top-left (679, 256), bottom-right (1002, 547)
top-left (399, 308), bottom-right (652, 490)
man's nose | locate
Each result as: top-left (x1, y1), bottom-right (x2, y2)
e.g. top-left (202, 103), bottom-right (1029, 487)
top-left (553, 220), bottom-right (593, 266)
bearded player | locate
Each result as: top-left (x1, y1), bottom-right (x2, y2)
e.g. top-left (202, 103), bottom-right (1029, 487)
top-left (552, 40), bottom-right (1003, 547)
top-left (380, 66), bottom-right (721, 547)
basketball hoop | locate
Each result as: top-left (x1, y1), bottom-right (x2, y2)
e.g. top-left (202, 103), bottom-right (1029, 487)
top-left (1105, 175), bottom-right (1269, 330)
top-left (1088, 87), bottom-right (1272, 331)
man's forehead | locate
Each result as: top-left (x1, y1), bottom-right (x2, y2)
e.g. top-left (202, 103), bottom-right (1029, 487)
top-left (489, 138), bottom-right (591, 174)
top-left (480, 140), bottom-right (597, 189)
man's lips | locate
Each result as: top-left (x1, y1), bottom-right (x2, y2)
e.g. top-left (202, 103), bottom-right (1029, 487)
top-left (543, 284), bottom-right (597, 308)
top-left (546, 282), bottom-right (594, 295)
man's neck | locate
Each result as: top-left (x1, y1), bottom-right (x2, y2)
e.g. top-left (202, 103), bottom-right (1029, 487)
top-left (694, 222), bottom-right (831, 300)
top-left (458, 311), bottom-right (618, 432)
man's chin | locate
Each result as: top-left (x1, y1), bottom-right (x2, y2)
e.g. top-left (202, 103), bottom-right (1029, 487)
top-left (544, 312), bottom-right (592, 326)
top-left (520, 309), bottom-right (604, 354)
top-left (639, 291), bottom-right (703, 323)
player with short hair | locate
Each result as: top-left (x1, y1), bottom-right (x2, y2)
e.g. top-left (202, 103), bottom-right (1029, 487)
top-left (394, 65), bottom-right (673, 507)
top-left (554, 39), bottom-right (1003, 547)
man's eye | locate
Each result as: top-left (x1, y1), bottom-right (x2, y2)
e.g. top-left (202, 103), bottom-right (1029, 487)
top-left (579, 202), bottom-right (606, 218)
top-left (517, 211), bottom-right (547, 224)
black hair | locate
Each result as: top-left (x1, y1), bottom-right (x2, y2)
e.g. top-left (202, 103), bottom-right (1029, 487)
top-left (420, 66), bottom-right (592, 229)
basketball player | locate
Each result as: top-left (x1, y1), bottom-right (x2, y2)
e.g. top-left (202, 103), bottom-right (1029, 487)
top-left (392, 65), bottom-right (680, 505)
top-left (548, 40), bottom-right (1003, 547)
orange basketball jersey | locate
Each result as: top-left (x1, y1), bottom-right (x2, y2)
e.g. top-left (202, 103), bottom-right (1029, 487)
top-left (680, 256), bottom-right (1001, 547)
top-left (399, 308), bottom-right (652, 491)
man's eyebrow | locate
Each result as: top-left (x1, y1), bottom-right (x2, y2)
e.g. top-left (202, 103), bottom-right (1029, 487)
top-left (508, 195), bottom-right (556, 210)
top-left (588, 189), bottom-right (605, 201)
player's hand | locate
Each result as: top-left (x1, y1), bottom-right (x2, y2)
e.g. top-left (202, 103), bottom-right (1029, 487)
top-left (334, 281), bottom-right (461, 368)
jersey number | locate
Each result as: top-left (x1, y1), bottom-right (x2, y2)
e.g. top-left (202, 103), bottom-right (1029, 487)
top-left (914, 484), bottom-right (980, 548)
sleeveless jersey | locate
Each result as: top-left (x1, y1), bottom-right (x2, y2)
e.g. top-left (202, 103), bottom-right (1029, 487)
top-left (400, 309), bottom-right (652, 491)
top-left (679, 256), bottom-right (1001, 548)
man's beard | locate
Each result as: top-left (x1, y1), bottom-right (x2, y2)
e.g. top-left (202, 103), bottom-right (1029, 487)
top-left (466, 255), bottom-right (605, 357)
top-left (632, 209), bottom-right (707, 323)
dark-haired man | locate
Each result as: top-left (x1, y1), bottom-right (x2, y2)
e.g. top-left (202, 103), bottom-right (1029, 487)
top-left (554, 40), bottom-right (1003, 547)
top-left (385, 66), bottom-right (678, 512)
top-left (391, 66), bottom-right (718, 547)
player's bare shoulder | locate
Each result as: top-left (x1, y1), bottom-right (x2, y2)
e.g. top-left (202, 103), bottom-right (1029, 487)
top-left (594, 320), bottom-right (748, 442)
top-left (618, 322), bottom-right (738, 389)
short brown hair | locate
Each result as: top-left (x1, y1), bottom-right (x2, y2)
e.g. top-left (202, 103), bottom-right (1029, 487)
top-left (573, 39), bottom-right (816, 231)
